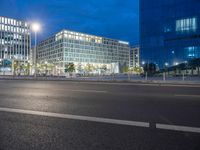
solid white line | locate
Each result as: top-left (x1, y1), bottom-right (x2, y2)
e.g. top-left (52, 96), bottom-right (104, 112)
top-left (161, 84), bottom-right (200, 88)
top-left (71, 89), bottom-right (107, 93)
top-left (80, 82), bottom-right (200, 88)
top-left (0, 107), bottom-right (149, 128)
top-left (174, 94), bottom-right (200, 98)
top-left (156, 123), bottom-right (200, 133)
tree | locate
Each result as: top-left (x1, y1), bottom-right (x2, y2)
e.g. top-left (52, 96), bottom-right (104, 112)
top-left (65, 63), bottom-right (75, 75)
top-left (77, 63), bottom-right (83, 74)
top-left (13, 60), bottom-right (20, 76)
top-left (100, 65), bottom-right (107, 74)
top-left (134, 67), bottom-right (143, 74)
top-left (143, 63), bottom-right (157, 75)
top-left (84, 63), bottom-right (95, 74)
top-left (122, 66), bottom-right (129, 73)
top-left (189, 58), bottom-right (200, 76)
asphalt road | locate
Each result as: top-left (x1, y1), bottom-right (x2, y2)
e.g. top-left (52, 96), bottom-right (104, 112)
top-left (0, 80), bottom-right (200, 150)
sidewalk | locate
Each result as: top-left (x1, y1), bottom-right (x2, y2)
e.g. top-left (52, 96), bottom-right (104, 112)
top-left (0, 75), bottom-right (200, 86)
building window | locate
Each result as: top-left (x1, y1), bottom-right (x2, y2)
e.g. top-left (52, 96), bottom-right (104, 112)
top-left (176, 17), bottom-right (197, 33)
top-left (185, 46), bottom-right (200, 58)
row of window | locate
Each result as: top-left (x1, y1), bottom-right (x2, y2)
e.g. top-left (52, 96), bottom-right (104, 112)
top-left (56, 33), bottom-right (102, 44)
top-left (39, 39), bottom-right (129, 50)
top-left (38, 44), bottom-right (128, 54)
top-left (185, 46), bottom-right (200, 58)
top-left (55, 30), bottom-right (128, 46)
top-left (0, 17), bottom-right (28, 27)
top-left (0, 24), bottom-right (30, 34)
top-left (176, 17), bottom-right (197, 33)
top-left (38, 49), bottom-right (128, 59)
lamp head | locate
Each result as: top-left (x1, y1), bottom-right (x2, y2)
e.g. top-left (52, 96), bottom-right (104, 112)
top-left (31, 23), bottom-right (41, 32)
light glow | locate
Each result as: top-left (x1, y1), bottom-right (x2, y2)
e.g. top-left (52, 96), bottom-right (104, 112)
top-left (165, 63), bottom-right (169, 66)
top-left (174, 62), bottom-right (179, 66)
top-left (31, 23), bottom-right (41, 32)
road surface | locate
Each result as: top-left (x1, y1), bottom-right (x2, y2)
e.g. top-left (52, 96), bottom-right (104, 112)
top-left (0, 80), bottom-right (200, 150)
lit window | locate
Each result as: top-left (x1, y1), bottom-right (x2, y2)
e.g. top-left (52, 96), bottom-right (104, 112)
top-left (7, 26), bottom-right (10, 31)
top-left (2, 17), bottom-right (4, 24)
top-left (5, 25), bottom-right (7, 31)
top-left (176, 17), bottom-right (197, 32)
top-left (185, 46), bottom-right (200, 58)
top-left (5, 18), bottom-right (7, 24)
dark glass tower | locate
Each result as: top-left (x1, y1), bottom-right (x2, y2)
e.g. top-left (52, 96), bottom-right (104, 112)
top-left (140, 0), bottom-right (200, 68)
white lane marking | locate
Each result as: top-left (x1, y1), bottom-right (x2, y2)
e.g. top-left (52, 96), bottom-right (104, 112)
top-left (71, 89), bottom-right (107, 93)
top-left (161, 84), bottom-right (200, 88)
top-left (1, 107), bottom-right (200, 134)
top-left (0, 107), bottom-right (149, 128)
top-left (79, 82), bottom-right (200, 88)
top-left (174, 94), bottom-right (200, 98)
top-left (156, 124), bottom-right (200, 133)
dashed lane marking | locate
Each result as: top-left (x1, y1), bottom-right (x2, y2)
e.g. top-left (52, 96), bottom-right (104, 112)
top-left (174, 94), bottom-right (200, 98)
top-left (156, 123), bottom-right (200, 133)
top-left (1, 107), bottom-right (200, 134)
top-left (71, 89), bottom-right (108, 93)
top-left (0, 107), bottom-right (149, 128)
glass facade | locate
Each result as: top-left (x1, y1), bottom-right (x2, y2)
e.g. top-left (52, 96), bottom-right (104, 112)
top-left (0, 16), bottom-right (31, 61)
top-left (37, 30), bottom-right (130, 74)
top-left (140, 0), bottom-right (200, 67)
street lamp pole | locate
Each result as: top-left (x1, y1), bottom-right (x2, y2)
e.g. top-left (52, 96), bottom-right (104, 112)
top-left (34, 31), bottom-right (37, 78)
top-left (163, 63), bottom-right (169, 81)
top-left (45, 61), bottom-right (48, 76)
top-left (2, 59), bottom-right (5, 75)
top-left (142, 61), bottom-right (147, 81)
top-left (3, 46), bottom-right (8, 76)
top-left (31, 23), bottom-right (40, 78)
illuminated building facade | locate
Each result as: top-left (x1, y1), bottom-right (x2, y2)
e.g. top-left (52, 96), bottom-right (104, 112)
top-left (0, 16), bottom-right (31, 62)
top-left (140, 0), bottom-right (200, 67)
top-left (37, 30), bottom-right (130, 74)
top-left (130, 46), bottom-right (140, 68)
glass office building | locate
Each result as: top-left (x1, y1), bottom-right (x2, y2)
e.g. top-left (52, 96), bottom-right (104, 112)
top-left (140, 0), bottom-right (200, 67)
top-left (0, 16), bottom-right (31, 61)
top-left (37, 30), bottom-right (130, 74)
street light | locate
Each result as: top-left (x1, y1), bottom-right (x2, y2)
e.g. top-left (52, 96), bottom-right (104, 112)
top-left (31, 22), bottom-right (41, 78)
top-left (142, 61), bottom-right (145, 65)
top-left (165, 62), bottom-right (169, 67)
top-left (141, 61), bottom-right (148, 80)
top-left (31, 23), bottom-right (40, 32)
top-left (163, 62), bottom-right (169, 81)
top-left (175, 62), bottom-right (179, 66)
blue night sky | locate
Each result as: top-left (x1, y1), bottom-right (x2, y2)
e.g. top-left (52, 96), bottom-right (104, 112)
top-left (0, 0), bottom-right (139, 46)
